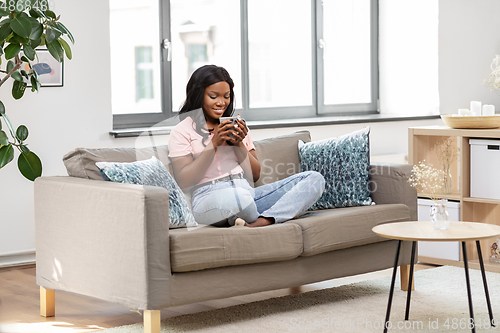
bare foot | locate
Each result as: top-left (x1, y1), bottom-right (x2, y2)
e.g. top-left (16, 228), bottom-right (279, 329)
top-left (234, 218), bottom-right (246, 226)
top-left (246, 217), bottom-right (274, 227)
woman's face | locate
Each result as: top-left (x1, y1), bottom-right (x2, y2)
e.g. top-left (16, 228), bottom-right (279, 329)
top-left (203, 81), bottom-right (231, 123)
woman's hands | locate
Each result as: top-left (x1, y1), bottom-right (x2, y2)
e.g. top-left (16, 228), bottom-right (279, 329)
top-left (209, 118), bottom-right (260, 182)
top-left (211, 119), bottom-right (248, 148)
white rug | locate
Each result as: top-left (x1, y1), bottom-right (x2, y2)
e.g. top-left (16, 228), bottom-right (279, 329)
top-left (102, 266), bottom-right (500, 332)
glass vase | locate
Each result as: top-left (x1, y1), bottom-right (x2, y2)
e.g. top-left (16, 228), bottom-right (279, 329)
top-left (442, 171), bottom-right (452, 195)
top-left (430, 199), bottom-right (450, 230)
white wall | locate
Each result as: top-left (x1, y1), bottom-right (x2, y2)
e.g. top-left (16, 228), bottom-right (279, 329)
top-left (0, 0), bottom-right (116, 261)
top-left (6, 0), bottom-right (500, 264)
top-left (439, 0), bottom-right (500, 113)
top-left (379, 0), bottom-right (440, 116)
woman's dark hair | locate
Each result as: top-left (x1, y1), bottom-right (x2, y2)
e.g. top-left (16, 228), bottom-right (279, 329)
top-left (178, 65), bottom-right (235, 145)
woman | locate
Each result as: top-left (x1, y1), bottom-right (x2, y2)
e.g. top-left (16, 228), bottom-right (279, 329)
top-left (168, 65), bottom-right (325, 227)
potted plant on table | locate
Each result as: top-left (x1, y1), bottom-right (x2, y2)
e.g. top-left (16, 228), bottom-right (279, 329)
top-left (0, 0), bottom-right (73, 181)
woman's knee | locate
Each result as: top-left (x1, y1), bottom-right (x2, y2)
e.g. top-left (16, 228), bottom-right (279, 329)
top-left (302, 171), bottom-right (325, 186)
top-left (301, 171), bottom-right (325, 197)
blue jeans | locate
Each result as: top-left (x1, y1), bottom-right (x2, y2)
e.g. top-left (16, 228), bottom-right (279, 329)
top-left (191, 171), bottom-right (325, 226)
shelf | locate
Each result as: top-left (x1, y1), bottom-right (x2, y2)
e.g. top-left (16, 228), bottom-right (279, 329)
top-left (417, 193), bottom-right (460, 201)
top-left (463, 197), bottom-right (500, 205)
top-left (411, 126), bottom-right (500, 138)
top-left (410, 126), bottom-right (500, 271)
top-left (462, 259), bottom-right (500, 274)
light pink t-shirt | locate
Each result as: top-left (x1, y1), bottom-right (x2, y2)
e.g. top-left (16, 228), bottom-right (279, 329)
top-left (168, 116), bottom-right (255, 186)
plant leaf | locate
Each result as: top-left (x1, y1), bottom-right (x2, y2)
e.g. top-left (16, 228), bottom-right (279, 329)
top-left (45, 10), bottom-right (56, 19)
top-left (0, 22), bottom-right (12, 41)
top-left (31, 37), bottom-right (41, 49)
top-left (4, 43), bottom-right (21, 59)
top-left (29, 8), bottom-right (46, 19)
top-left (0, 111), bottom-right (17, 141)
top-left (18, 151), bottom-right (42, 181)
top-left (30, 75), bottom-right (39, 92)
top-left (6, 59), bottom-right (13, 72)
top-left (11, 70), bottom-right (22, 81)
top-left (0, 100), bottom-right (5, 114)
top-left (0, 130), bottom-right (8, 146)
top-left (0, 2), bottom-right (8, 16)
top-left (10, 17), bottom-right (32, 38)
top-left (54, 22), bottom-right (73, 44)
top-left (23, 43), bottom-right (35, 60)
top-left (14, 0), bottom-right (27, 12)
top-left (12, 79), bottom-right (27, 99)
top-left (0, 143), bottom-right (14, 168)
top-left (9, 33), bottom-right (29, 44)
top-left (46, 39), bottom-right (63, 62)
top-left (29, 21), bottom-right (42, 40)
top-left (45, 26), bottom-right (61, 44)
top-left (59, 37), bottom-right (71, 60)
top-left (19, 144), bottom-right (30, 153)
top-left (16, 124), bottom-right (28, 141)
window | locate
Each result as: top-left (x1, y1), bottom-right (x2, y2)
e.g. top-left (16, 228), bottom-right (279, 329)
top-left (110, 0), bottom-right (378, 129)
top-left (248, 0), bottom-right (312, 109)
top-left (135, 47), bottom-right (155, 101)
top-left (109, 0), bottom-right (162, 120)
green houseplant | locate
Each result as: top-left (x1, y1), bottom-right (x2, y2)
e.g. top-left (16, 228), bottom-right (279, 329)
top-left (0, 0), bottom-right (73, 181)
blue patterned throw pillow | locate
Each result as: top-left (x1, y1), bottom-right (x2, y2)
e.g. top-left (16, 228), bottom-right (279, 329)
top-left (298, 127), bottom-right (372, 210)
top-left (96, 156), bottom-right (197, 228)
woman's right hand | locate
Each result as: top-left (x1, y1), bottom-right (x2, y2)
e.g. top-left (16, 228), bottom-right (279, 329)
top-left (211, 120), bottom-right (236, 147)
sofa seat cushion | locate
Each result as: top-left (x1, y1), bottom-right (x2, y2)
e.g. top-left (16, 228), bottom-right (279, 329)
top-left (169, 223), bottom-right (304, 273)
top-left (290, 204), bottom-right (410, 257)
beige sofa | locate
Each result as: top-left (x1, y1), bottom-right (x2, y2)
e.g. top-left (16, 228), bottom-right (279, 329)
top-left (34, 130), bottom-right (416, 333)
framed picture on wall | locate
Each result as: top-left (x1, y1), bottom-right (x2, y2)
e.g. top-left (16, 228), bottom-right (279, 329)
top-left (21, 49), bottom-right (64, 87)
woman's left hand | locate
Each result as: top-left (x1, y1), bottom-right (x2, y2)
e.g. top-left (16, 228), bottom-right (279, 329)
top-left (229, 119), bottom-right (248, 146)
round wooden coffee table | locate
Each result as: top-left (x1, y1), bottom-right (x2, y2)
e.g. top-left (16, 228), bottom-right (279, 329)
top-left (372, 221), bottom-right (500, 333)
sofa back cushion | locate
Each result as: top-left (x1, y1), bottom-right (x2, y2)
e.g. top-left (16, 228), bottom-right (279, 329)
top-left (253, 130), bottom-right (311, 187)
top-left (63, 130), bottom-right (310, 185)
top-left (63, 146), bottom-right (171, 180)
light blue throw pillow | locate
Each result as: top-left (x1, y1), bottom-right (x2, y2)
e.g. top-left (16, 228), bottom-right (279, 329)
top-left (298, 127), bottom-right (372, 210)
top-left (96, 156), bottom-right (197, 228)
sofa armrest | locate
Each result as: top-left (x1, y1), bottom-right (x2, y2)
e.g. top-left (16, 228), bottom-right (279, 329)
top-left (370, 162), bottom-right (417, 221)
top-left (34, 176), bottom-right (171, 310)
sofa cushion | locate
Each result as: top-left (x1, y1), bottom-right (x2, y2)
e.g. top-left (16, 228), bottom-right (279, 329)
top-left (63, 145), bottom-right (171, 180)
top-left (298, 127), bottom-right (372, 209)
top-left (253, 131), bottom-right (311, 187)
top-left (289, 204), bottom-right (410, 257)
top-left (96, 156), bottom-right (197, 228)
top-left (169, 223), bottom-right (304, 272)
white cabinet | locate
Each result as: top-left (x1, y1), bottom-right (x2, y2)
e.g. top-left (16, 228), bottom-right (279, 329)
top-left (470, 139), bottom-right (500, 200)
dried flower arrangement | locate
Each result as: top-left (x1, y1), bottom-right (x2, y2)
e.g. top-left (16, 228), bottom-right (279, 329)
top-left (432, 138), bottom-right (460, 194)
top-left (408, 161), bottom-right (445, 201)
top-left (433, 138), bottom-right (460, 173)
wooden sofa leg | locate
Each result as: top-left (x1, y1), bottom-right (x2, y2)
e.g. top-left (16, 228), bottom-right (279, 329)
top-left (40, 287), bottom-right (55, 317)
top-left (400, 265), bottom-right (415, 291)
top-left (144, 310), bottom-right (161, 333)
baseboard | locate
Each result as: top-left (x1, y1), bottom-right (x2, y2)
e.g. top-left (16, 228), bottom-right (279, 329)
top-left (0, 250), bottom-right (36, 268)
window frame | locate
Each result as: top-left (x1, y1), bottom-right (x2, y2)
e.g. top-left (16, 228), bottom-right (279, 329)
top-left (112, 0), bottom-right (379, 130)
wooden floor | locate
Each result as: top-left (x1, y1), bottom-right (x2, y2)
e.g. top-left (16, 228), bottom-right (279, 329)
top-left (0, 263), bottom-right (435, 333)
